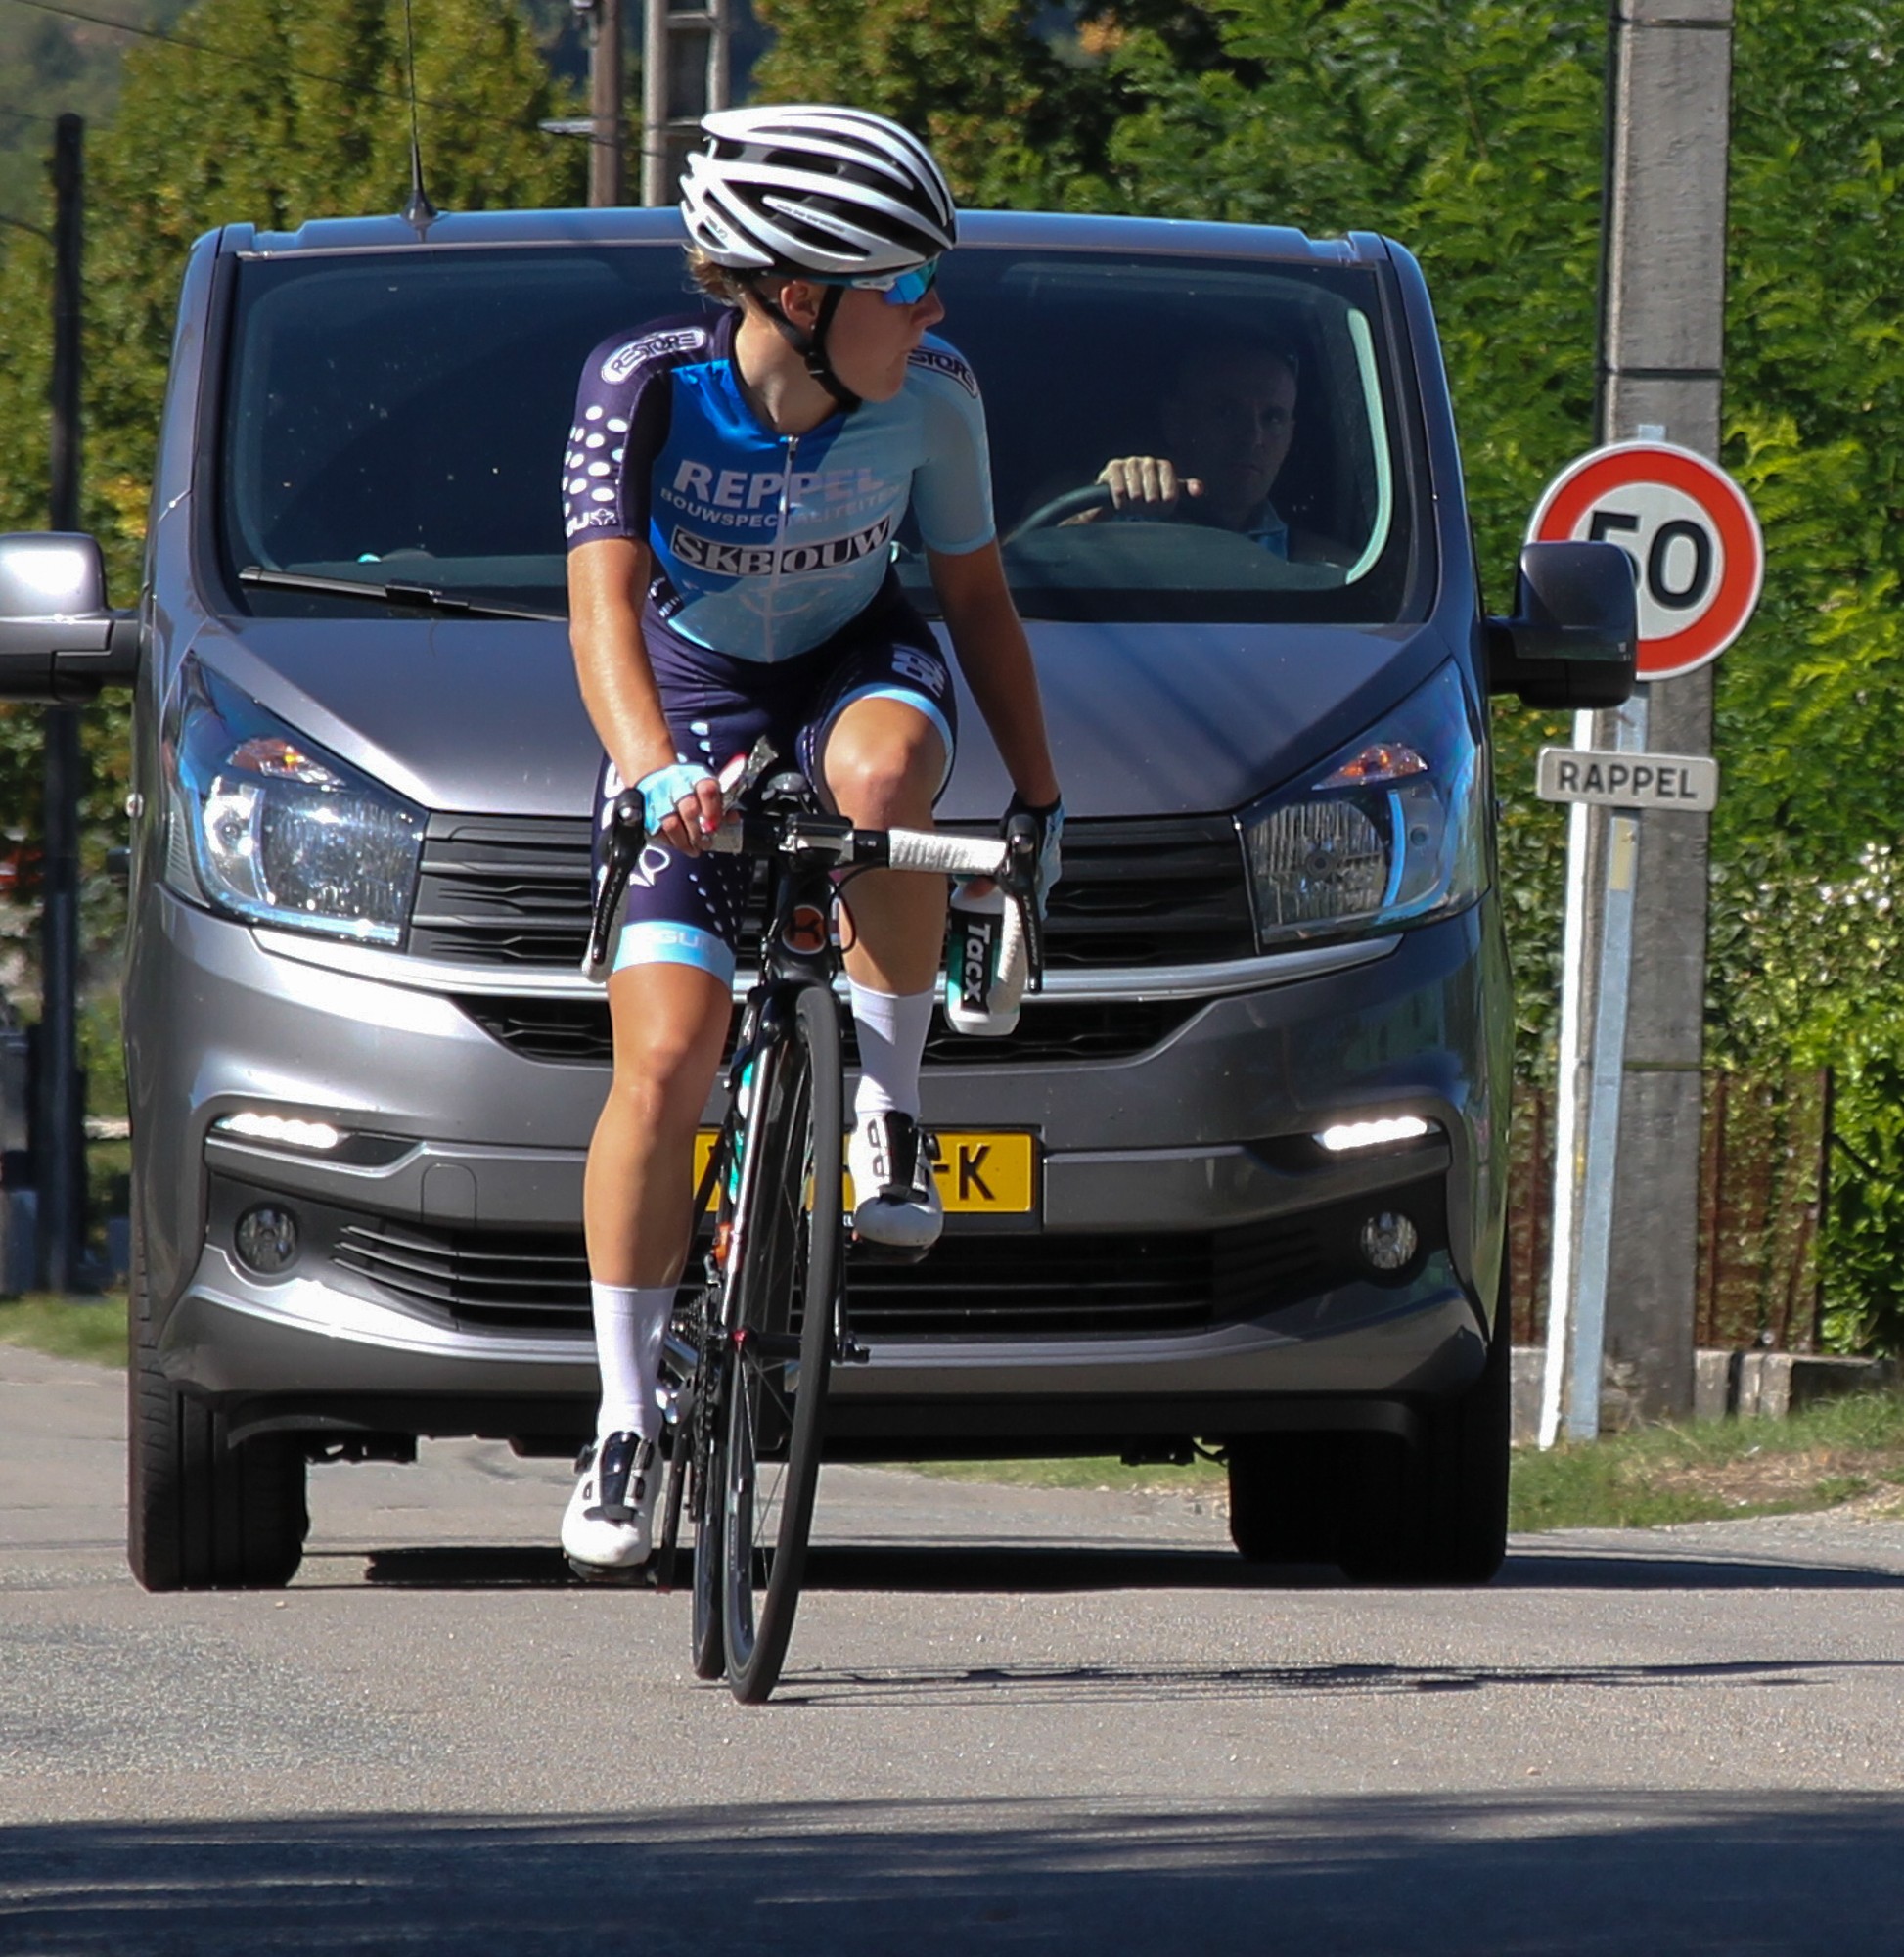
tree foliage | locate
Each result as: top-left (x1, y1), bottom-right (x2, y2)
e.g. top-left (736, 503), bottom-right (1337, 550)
top-left (0, 0), bottom-right (581, 994)
top-left (750, 0), bottom-right (1244, 207)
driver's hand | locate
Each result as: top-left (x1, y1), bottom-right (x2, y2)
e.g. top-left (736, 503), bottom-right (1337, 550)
top-left (1098, 455), bottom-right (1204, 514)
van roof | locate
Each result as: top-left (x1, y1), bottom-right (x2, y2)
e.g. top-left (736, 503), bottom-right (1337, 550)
top-left (226, 205), bottom-right (1391, 268)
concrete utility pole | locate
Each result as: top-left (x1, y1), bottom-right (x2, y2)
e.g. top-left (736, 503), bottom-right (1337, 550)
top-left (40, 111), bottom-right (85, 1294)
top-left (641, 0), bottom-right (733, 205)
top-left (1560, 0), bottom-right (1733, 1429)
top-left (586, 0), bottom-right (625, 206)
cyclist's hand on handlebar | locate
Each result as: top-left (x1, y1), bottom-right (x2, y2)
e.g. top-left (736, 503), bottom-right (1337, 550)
top-left (1006, 791), bottom-right (1064, 920)
top-left (635, 761), bottom-right (725, 855)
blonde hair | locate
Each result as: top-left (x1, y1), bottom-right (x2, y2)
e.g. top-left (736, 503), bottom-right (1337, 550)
top-left (686, 247), bottom-right (756, 308)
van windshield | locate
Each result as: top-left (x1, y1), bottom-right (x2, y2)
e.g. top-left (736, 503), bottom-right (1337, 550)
top-left (218, 243), bottom-right (1427, 625)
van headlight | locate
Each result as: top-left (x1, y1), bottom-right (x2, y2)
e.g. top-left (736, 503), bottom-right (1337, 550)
top-left (1239, 660), bottom-right (1485, 948)
top-left (163, 659), bottom-right (425, 944)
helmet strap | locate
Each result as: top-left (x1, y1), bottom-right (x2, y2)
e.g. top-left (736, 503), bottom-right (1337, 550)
top-left (752, 279), bottom-right (862, 414)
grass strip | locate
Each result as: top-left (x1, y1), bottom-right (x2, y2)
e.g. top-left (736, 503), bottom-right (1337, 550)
top-left (1510, 1388), bottom-right (1904, 1530)
top-left (0, 1294), bottom-right (127, 1368)
top-left (913, 1456), bottom-right (1227, 1496)
top-left (915, 1390), bottom-right (1904, 1532)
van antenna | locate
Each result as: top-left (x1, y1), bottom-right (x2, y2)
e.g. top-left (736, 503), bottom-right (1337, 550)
top-left (400, 0), bottom-right (438, 233)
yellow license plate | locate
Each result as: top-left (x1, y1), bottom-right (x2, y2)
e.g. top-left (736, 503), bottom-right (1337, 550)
top-left (695, 1129), bottom-right (1036, 1214)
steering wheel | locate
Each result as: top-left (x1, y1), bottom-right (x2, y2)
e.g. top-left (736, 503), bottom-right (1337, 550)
top-left (999, 483), bottom-right (1115, 548)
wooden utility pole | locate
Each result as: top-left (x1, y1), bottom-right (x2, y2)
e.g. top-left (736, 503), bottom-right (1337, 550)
top-left (587, 0), bottom-right (625, 206)
top-left (39, 111), bottom-right (85, 1293)
top-left (641, 0), bottom-right (733, 205)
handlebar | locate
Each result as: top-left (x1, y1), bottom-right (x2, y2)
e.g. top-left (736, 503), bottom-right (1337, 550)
top-left (581, 740), bottom-right (1044, 1000)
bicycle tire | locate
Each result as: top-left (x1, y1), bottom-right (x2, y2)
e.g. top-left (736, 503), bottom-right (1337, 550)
top-left (689, 1410), bottom-right (725, 1677)
top-left (688, 1290), bottom-right (728, 1677)
top-left (716, 981), bottom-right (842, 1704)
top-left (688, 1202), bottom-right (737, 1678)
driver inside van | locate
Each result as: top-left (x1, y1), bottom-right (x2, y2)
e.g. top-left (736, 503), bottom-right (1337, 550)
top-left (1069, 338), bottom-right (1321, 557)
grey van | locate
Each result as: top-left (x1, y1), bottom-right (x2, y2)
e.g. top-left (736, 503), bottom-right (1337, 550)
top-left (0, 207), bottom-right (1633, 1591)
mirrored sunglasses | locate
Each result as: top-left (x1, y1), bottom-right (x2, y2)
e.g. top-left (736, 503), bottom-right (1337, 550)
top-left (815, 259), bottom-right (941, 306)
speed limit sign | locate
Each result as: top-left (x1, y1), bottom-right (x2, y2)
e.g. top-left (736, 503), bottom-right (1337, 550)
top-left (1528, 440), bottom-right (1763, 680)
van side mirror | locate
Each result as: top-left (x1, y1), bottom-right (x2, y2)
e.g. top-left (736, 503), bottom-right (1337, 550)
top-left (0, 532), bottom-right (142, 702)
top-left (1486, 540), bottom-right (1638, 709)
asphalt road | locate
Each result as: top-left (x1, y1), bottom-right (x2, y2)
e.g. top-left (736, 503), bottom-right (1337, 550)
top-left (4, 1341), bottom-right (1903, 1955)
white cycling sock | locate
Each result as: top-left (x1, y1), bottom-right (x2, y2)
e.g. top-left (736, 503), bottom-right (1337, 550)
top-left (849, 981), bottom-right (934, 1125)
top-left (590, 1281), bottom-right (673, 1442)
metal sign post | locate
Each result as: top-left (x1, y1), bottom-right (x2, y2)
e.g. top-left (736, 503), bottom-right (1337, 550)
top-left (1540, 696), bottom-right (1644, 1444)
top-left (1531, 432), bottom-right (1760, 1444)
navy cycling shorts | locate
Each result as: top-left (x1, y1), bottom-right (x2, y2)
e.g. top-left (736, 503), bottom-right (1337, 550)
top-left (592, 576), bottom-right (957, 986)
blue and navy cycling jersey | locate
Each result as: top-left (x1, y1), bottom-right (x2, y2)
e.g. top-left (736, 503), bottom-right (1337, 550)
top-left (562, 307), bottom-right (994, 662)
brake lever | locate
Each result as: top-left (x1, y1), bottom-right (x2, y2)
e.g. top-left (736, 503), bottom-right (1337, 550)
top-left (1000, 813), bottom-right (1046, 994)
top-left (584, 742), bottom-right (780, 979)
top-left (582, 790), bottom-right (646, 979)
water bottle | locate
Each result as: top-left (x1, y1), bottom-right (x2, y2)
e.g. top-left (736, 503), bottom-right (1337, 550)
top-left (944, 884), bottom-right (1020, 1036)
top-left (726, 1054), bottom-right (756, 1199)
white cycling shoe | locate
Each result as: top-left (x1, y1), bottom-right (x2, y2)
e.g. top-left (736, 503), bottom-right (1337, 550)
top-left (561, 1431), bottom-right (660, 1579)
top-left (849, 1112), bottom-right (943, 1257)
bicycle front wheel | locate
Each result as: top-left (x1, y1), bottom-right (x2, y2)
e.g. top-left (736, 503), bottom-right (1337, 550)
top-left (718, 981), bottom-right (842, 1704)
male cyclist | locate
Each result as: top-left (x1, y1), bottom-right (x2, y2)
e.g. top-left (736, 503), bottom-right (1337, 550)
top-left (561, 106), bottom-right (1064, 1577)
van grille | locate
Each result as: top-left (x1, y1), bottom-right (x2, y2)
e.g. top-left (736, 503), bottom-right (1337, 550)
top-left (333, 1213), bottom-right (1348, 1338)
top-left (408, 817), bottom-right (597, 967)
top-left (451, 994), bottom-right (1201, 1069)
top-left (408, 813), bottom-right (1253, 972)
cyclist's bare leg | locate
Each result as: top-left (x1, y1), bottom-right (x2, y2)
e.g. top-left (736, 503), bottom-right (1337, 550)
top-left (823, 696), bottom-right (949, 1241)
top-left (584, 960), bottom-right (731, 1286)
top-left (566, 960), bottom-right (727, 1568)
top-left (820, 695), bottom-right (949, 993)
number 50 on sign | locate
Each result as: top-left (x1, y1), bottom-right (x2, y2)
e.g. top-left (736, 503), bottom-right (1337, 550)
top-left (1528, 440), bottom-right (1763, 681)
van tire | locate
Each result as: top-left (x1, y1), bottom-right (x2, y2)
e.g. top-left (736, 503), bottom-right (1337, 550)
top-left (1226, 1434), bottom-right (1343, 1564)
top-left (1337, 1293), bottom-right (1511, 1585)
top-left (126, 1235), bottom-right (308, 1592)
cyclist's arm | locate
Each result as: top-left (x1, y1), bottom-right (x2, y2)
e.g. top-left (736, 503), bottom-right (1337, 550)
top-left (568, 536), bottom-right (722, 851)
top-left (927, 540), bottom-right (1061, 808)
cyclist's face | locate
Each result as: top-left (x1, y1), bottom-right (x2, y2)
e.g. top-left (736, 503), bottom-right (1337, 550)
top-left (1161, 347), bottom-right (1297, 523)
top-left (808, 280), bottom-right (947, 403)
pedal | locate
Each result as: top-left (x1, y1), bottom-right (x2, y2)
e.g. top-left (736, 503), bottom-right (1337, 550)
top-left (848, 1231), bottom-right (932, 1268)
top-left (565, 1555), bottom-right (651, 1587)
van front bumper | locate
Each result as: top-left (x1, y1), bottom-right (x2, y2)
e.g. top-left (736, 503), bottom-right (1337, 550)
top-left (136, 887), bottom-right (1509, 1448)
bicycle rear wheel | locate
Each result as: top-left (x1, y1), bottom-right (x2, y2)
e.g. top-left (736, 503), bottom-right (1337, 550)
top-left (717, 981), bottom-right (842, 1704)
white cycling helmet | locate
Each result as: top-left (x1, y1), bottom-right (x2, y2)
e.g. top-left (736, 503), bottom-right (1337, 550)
top-left (680, 104), bottom-right (957, 279)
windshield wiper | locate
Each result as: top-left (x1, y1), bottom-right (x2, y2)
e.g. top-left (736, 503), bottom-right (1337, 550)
top-left (238, 566), bottom-right (562, 623)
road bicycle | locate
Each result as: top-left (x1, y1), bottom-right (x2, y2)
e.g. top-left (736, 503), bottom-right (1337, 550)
top-left (584, 743), bottom-right (1043, 1703)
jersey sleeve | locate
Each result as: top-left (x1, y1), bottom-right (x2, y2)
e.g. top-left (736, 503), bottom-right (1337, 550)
top-left (905, 338), bottom-right (997, 557)
top-left (562, 323), bottom-right (700, 550)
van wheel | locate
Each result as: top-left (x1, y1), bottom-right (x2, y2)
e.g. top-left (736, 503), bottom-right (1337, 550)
top-left (126, 1236), bottom-right (308, 1592)
top-left (1226, 1434), bottom-right (1343, 1564)
top-left (1337, 1292), bottom-right (1512, 1585)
